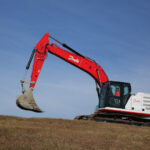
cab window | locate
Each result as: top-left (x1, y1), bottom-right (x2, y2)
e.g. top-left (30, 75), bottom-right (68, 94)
top-left (108, 85), bottom-right (121, 108)
top-left (122, 86), bottom-right (130, 107)
top-left (99, 84), bottom-right (107, 108)
top-left (109, 85), bottom-right (120, 97)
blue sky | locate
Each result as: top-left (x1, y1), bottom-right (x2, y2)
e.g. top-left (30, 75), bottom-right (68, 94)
top-left (0, 0), bottom-right (150, 119)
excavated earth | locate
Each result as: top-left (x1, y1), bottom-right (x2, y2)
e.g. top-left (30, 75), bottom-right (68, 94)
top-left (0, 115), bottom-right (150, 150)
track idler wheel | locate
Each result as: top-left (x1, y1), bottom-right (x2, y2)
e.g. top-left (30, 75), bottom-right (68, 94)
top-left (16, 88), bottom-right (42, 113)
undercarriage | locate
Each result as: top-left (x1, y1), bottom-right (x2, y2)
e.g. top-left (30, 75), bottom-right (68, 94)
top-left (74, 112), bottom-right (150, 127)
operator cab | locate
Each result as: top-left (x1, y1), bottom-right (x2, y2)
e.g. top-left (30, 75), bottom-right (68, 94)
top-left (99, 81), bottom-right (131, 109)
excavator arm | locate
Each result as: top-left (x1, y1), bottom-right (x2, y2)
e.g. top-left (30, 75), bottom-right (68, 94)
top-left (16, 33), bottom-right (109, 112)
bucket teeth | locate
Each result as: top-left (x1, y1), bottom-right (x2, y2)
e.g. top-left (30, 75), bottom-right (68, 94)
top-left (16, 88), bottom-right (42, 113)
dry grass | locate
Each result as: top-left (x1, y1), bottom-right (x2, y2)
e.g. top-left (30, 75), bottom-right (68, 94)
top-left (0, 115), bottom-right (150, 150)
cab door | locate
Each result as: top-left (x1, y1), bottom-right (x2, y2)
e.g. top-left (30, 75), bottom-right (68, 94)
top-left (107, 84), bottom-right (122, 108)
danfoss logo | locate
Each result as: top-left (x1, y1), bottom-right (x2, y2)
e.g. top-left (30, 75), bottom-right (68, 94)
top-left (68, 55), bottom-right (79, 63)
top-left (133, 99), bottom-right (140, 103)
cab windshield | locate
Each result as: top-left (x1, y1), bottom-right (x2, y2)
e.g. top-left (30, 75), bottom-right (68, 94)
top-left (108, 84), bottom-right (121, 108)
top-left (99, 82), bottom-right (131, 109)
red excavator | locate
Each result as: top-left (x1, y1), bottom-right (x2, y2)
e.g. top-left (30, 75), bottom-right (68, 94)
top-left (17, 33), bottom-right (150, 126)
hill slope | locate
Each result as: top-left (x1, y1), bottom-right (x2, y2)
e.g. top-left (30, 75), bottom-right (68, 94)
top-left (0, 115), bottom-right (150, 150)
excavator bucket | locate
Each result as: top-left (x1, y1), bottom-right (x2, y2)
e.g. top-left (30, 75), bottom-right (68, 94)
top-left (16, 88), bottom-right (42, 112)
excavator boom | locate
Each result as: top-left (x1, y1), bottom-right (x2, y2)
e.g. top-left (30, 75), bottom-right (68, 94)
top-left (16, 33), bottom-right (109, 112)
top-left (30, 33), bottom-right (108, 88)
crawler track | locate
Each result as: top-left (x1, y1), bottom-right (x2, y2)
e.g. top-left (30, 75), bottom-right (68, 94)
top-left (74, 112), bottom-right (150, 127)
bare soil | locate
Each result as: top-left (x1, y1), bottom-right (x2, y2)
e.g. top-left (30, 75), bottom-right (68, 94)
top-left (0, 115), bottom-right (150, 150)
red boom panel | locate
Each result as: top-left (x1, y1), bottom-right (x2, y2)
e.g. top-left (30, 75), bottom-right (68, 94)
top-left (30, 33), bottom-right (109, 88)
top-left (30, 33), bottom-right (49, 88)
top-left (47, 44), bottom-right (109, 86)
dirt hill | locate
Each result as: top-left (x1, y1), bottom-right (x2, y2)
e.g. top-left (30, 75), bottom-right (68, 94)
top-left (0, 115), bottom-right (150, 150)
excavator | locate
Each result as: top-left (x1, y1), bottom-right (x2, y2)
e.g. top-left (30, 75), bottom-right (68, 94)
top-left (16, 33), bottom-right (150, 126)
